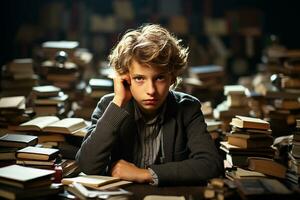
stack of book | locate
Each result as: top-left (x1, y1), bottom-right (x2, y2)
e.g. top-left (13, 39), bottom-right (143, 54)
top-left (41, 41), bottom-right (79, 62)
top-left (0, 96), bottom-right (31, 127)
top-left (15, 116), bottom-right (87, 157)
top-left (0, 164), bottom-right (62, 199)
top-left (221, 115), bottom-right (275, 167)
top-left (37, 133), bottom-right (66, 148)
top-left (1, 58), bottom-right (38, 97)
top-left (31, 85), bottom-right (70, 117)
top-left (183, 65), bottom-right (225, 105)
top-left (39, 41), bottom-right (93, 100)
top-left (213, 85), bottom-right (251, 132)
top-left (270, 55), bottom-right (300, 136)
top-left (189, 65), bottom-right (225, 89)
top-left (247, 157), bottom-right (287, 179)
top-left (74, 78), bottom-right (113, 120)
top-left (220, 141), bottom-right (275, 168)
top-left (40, 60), bottom-right (81, 101)
top-left (205, 120), bottom-right (222, 142)
top-left (228, 115), bottom-right (273, 148)
top-left (41, 41), bottom-right (93, 69)
top-left (255, 48), bottom-right (300, 137)
top-left (245, 90), bottom-right (267, 119)
top-left (0, 133), bottom-right (38, 167)
top-left (224, 85), bottom-right (248, 108)
top-left (16, 146), bottom-right (60, 169)
top-left (87, 78), bottom-right (113, 99)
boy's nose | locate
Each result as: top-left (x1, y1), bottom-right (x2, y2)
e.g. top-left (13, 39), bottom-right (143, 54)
top-left (146, 81), bottom-right (156, 95)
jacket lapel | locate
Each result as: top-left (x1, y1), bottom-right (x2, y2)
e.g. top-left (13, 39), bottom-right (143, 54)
top-left (119, 100), bottom-right (138, 162)
top-left (161, 92), bottom-right (177, 163)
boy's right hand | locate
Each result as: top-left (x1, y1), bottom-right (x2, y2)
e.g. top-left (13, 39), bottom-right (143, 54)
top-left (112, 74), bottom-right (132, 107)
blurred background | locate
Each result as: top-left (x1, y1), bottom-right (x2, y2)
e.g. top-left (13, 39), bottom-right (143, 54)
top-left (0, 0), bottom-right (300, 123)
top-left (1, 0), bottom-right (300, 72)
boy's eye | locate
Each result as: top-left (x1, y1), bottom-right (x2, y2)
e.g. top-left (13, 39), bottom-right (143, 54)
top-left (156, 75), bottom-right (166, 81)
top-left (133, 77), bottom-right (144, 82)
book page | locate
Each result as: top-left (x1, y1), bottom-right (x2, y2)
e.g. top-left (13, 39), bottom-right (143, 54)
top-left (0, 96), bottom-right (25, 109)
top-left (144, 195), bottom-right (185, 200)
top-left (43, 118), bottom-right (86, 133)
top-left (0, 165), bottom-right (54, 182)
top-left (19, 116), bottom-right (60, 130)
top-left (235, 115), bottom-right (268, 124)
top-left (62, 175), bottom-right (120, 187)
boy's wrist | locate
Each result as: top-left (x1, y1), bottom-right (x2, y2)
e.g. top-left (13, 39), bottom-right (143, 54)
top-left (139, 168), bottom-right (154, 183)
top-left (113, 97), bottom-right (124, 107)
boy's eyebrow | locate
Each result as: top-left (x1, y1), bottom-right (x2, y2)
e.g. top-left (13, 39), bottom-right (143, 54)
top-left (130, 72), bottom-right (169, 77)
top-left (131, 74), bottom-right (145, 77)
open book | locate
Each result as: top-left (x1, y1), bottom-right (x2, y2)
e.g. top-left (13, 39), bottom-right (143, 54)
top-left (62, 173), bottom-right (132, 190)
top-left (66, 182), bottom-right (132, 199)
top-left (62, 175), bottom-right (120, 188)
top-left (17, 116), bottom-right (87, 134)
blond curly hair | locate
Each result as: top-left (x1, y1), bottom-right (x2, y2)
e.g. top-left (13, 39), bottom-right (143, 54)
top-left (108, 24), bottom-right (189, 87)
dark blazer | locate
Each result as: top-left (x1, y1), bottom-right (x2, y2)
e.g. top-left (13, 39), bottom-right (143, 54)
top-left (76, 90), bottom-right (223, 186)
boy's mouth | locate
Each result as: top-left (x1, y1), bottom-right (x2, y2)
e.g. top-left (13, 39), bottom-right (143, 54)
top-left (143, 99), bottom-right (158, 105)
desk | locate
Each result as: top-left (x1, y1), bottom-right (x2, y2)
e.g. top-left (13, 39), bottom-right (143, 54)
top-left (123, 184), bottom-right (205, 200)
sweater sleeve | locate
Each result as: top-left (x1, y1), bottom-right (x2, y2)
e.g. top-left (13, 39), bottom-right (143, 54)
top-left (75, 97), bottom-right (129, 175)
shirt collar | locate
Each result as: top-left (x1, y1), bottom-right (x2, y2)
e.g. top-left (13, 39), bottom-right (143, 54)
top-left (133, 100), bottom-right (166, 125)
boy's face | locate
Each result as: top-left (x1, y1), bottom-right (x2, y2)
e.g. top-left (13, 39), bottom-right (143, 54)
top-left (128, 59), bottom-right (174, 117)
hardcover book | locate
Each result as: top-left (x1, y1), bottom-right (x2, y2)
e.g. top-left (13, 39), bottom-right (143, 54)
top-left (16, 146), bottom-right (59, 161)
top-left (227, 135), bottom-right (273, 149)
top-left (231, 126), bottom-right (272, 135)
top-left (0, 96), bottom-right (25, 110)
top-left (89, 78), bottom-right (113, 90)
top-left (33, 93), bottom-right (68, 105)
top-left (0, 183), bottom-right (63, 200)
top-left (224, 85), bottom-right (246, 96)
top-left (231, 115), bottom-right (270, 130)
top-left (32, 85), bottom-right (61, 98)
top-left (0, 147), bottom-right (18, 160)
top-left (235, 178), bottom-right (292, 199)
top-left (0, 165), bottom-right (54, 189)
top-left (0, 133), bottom-right (38, 148)
top-left (220, 141), bottom-right (276, 155)
top-left (247, 157), bottom-right (287, 179)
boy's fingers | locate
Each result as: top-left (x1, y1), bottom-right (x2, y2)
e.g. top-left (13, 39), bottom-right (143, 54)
top-left (120, 74), bottom-right (131, 85)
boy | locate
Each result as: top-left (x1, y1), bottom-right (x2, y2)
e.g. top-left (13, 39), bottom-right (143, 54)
top-left (76, 24), bottom-right (223, 186)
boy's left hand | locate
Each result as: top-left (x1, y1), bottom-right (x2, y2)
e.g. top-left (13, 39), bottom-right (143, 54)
top-left (112, 74), bottom-right (132, 107)
top-left (111, 159), bottom-right (153, 183)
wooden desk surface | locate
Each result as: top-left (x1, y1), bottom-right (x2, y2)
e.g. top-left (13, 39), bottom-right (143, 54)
top-left (123, 184), bottom-right (205, 200)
